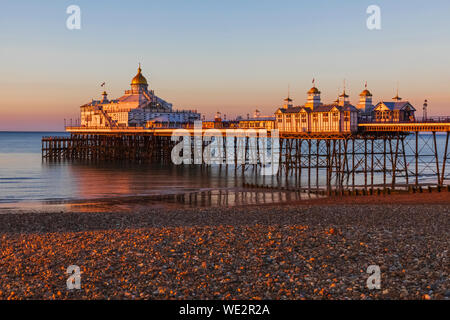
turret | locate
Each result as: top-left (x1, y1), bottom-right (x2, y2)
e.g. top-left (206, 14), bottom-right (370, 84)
top-left (101, 91), bottom-right (108, 103)
top-left (305, 79), bottom-right (321, 109)
top-left (357, 83), bottom-right (373, 113)
top-left (338, 90), bottom-right (350, 106)
top-left (214, 111), bottom-right (222, 122)
top-left (282, 86), bottom-right (293, 109)
top-left (283, 96), bottom-right (293, 109)
top-left (130, 64), bottom-right (149, 94)
top-left (338, 80), bottom-right (351, 106)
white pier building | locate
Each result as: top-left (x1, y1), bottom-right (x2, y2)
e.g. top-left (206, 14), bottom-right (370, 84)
top-left (80, 65), bottom-right (200, 128)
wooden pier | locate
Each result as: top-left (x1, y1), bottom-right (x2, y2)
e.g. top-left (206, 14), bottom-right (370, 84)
top-left (42, 123), bottom-right (450, 192)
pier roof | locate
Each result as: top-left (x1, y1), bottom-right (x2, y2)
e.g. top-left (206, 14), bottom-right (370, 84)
top-left (375, 101), bottom-right (416, 111)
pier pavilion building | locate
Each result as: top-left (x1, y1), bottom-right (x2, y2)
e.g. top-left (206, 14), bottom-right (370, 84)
top-left (275, 85), bottom-right (359, 133)
top-left (372, 93), bottom-right (416, 123)
top-left (80, 65), bottom-right (200, 128)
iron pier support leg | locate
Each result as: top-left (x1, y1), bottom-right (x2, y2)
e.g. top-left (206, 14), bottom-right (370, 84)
top-left (432, 131), bottom-right (441, 186)
top-left (441, 132), bottom-right (449, 186)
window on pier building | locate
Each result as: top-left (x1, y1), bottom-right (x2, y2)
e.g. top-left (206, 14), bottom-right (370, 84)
top-left (344, 112), bottom-right (350, 121)
top-left (333, 112), bottom-right (339, 121)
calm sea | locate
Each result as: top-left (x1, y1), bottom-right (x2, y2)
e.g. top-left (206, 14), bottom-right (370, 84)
top-left (0, 132), bottom-right (283, 211)
top-left (0, 131), bottom-right (447, 212)
top-left (0, 132), bottom-right (237, 206)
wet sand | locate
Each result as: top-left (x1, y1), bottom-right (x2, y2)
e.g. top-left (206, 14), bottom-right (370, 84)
top-left (0, 192), bottom-right (448, 300)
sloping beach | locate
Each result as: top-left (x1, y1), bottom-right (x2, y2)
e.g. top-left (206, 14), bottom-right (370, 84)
top-left (0, 192), bottom-right (448, 300)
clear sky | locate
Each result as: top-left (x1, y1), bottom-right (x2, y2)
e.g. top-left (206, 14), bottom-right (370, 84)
top-left (1, 0), bottom-right (449, 131)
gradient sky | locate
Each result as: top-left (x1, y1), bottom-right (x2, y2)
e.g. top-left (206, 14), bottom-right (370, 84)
top-left (1, 0), bottom-right (450, 131)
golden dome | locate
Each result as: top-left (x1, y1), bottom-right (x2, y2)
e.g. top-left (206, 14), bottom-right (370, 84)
top-left (308, 87), bottom-right (320, 94)
top-left (131, 65), bottom-right (148, 85)
top-left (360, 89), bottom-right (372, 97)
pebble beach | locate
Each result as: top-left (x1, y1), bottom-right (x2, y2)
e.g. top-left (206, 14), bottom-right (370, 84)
top-left (0, 192), bottom-right (448, 300)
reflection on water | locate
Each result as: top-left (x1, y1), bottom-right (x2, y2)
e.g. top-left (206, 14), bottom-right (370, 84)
top-left (24, 162), bottom-right (323, 212)
top-left (49, 189), bottom-right (321, 213)
top-left (0, 132), bottom-right (322, 211)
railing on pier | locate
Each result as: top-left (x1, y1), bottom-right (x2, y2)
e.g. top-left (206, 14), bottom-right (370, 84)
top-left (414, 116), bottom-right (450, 123)
top-left (358, 122), bottom-right (450, 132)
top-left (359, 116), bottom-right (450, 124)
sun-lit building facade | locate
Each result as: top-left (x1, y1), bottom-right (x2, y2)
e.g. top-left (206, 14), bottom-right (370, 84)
top-left (238, 109), bottom-right (276, 130)
top-left (356, 85), bottom-right (375, 122)
top-left (80, 65), bottom-right (200, 128)
top-left (275, 85), bottom-right (359, 133)
top-left (372, 94), bottom-right (416, 123)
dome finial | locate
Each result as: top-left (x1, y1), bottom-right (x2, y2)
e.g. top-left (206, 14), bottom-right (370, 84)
top-left (360, 81), bottom-right (372, 97)
top-left (307, 78), bottom-right (320, 95)
top-left (131, 63), bottom-right (148, 85)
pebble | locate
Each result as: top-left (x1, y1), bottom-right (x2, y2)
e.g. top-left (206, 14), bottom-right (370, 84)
top-left (0, 202), bottom-right (448, 300)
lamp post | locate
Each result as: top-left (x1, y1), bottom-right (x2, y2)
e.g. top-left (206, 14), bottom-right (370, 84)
top-left (423, 99), bottom-right (428, 122)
